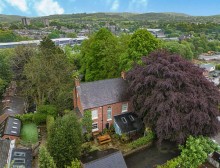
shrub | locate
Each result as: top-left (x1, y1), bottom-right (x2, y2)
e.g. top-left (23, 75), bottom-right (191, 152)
top-left (33, 113), bottom-right (47, 125)
top-left (15, 113), bottom-right (34, 123)
top-left (82, 110), bottom-right (92, 133)
top-left (158, 136), bottom-right (219, 168)
top-left (157, 157), bottom-right (181, 168)
top-left (121, 133), bottom-right (129, 142)
top-left (39, 146), bottom-right (56, 168)
top-left (37, 105), bottom-right (58, 117)
top-left (178, 136), bottom-right (219, 168)
top-left (128, 131), bottom-right (155, 149)
top-left (46, 115), bottom-right (55, 134)
top-left (65, 159), bottom-right (81, 168)
top-left (216, 64), bottom-right (220, 70)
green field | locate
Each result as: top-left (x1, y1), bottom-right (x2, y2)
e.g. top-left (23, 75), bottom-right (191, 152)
top-left (21, 123), bottom-right (38, 144)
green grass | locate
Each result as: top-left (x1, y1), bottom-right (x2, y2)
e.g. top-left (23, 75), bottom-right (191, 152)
top-left (21, 123), bottom-right (38, 144)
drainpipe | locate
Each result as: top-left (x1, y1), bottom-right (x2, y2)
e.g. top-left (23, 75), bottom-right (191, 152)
top-left (102, 106), bottom-right (104, 132)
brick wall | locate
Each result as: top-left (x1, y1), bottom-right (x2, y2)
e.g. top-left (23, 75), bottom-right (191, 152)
top-left (73, 87), bottom-right (84, 114)
top-left (89, 101), bottom-right (132, 132)
top-left (2, 135), bottom-right (20, 141)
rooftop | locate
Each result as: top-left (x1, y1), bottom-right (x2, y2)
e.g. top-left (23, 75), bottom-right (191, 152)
top-left (81, 148), bottom-right (127, 168)
top-left (114, 112), bottom-right (143, 134)
top-left (0, 139), bottom-right (10, 168)
top-left (77, 78), bottom-right (130, 110)
top-left (0, 96), bottom-right (25, 116)
top-left (11, 148), bottom-right (32, 168)
top-left (0, 116), bottom-right (21, 137)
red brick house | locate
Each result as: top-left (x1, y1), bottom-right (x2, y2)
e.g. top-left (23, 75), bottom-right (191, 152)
top-left (73, 74), bottom-right (133, 132)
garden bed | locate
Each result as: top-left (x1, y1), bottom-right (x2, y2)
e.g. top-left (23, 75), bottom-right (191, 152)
top-left (82, 131), bottom-right (155, 155)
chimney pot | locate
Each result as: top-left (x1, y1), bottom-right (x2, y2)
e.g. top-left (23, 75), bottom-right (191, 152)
top-left (75, 78), bottom-right (80, 87)
top-left (121, 71), bottom-right (126, 80)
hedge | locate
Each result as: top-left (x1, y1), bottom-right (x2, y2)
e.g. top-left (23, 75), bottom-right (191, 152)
top-left (46, 115), bottom-right (55, 134)
top-left (15, 113), bottom-right (34, 123)
top-left (128, 131), bottom-right (155, 149)
top-left (16, 113), bottom-right (47, 125)
top-left (33, 113), bottom-right (47, 125)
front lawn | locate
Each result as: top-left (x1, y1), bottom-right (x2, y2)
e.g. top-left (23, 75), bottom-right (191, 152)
top-left (21, 123), bottom-right (38, 144)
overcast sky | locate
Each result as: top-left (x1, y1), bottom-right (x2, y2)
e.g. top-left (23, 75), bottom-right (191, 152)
top-left (0, 0), bottom-right (220, 17)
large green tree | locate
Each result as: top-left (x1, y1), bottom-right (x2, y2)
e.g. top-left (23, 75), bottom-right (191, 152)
top-left (127, 50), bottom-right (220, 144)
top-left (47, 114), bottom-right (82, 168)
top-left (126, 29), bottom-right (160, 69)
top-left (0, 49), bottom-right (13, 96)
top-left (162, 41), bottom-right (194, 60)
top-left (23, 37), bottom-right (74, 108)
top-left (80, 28), bottom-right (121, 81)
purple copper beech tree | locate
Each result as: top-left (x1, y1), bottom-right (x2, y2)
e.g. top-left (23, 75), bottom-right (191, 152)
top-left (127, 50), bottom-right (220, 144)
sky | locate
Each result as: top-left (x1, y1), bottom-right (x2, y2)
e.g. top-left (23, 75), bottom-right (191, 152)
top-left (0, 0), bottom-right (220, 17)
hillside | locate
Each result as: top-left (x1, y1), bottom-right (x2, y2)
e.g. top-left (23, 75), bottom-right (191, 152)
top-left (0, 14), bottom-right (24, 23)
top-left (2, 12), bottom-right (220, 24)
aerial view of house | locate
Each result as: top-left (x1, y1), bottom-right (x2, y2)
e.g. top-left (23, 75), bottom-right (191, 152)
top-left (1, 1), bottom-right (220, 167)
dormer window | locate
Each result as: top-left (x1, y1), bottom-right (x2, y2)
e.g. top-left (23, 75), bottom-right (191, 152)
top-left (121, 117), bottom-right (127, 124)
top-left (129, 115), bottom-right (134, 121)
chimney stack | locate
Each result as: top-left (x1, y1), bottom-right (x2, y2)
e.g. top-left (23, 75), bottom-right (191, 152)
top-left (75, 78), bottom-right (80, 87)
top-left (121, 71), bottom-right (126, 80)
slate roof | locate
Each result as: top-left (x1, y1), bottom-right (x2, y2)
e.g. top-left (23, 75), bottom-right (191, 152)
top-left (11, 148), bottom-right (32, 168)
top-left (0, 96), bottom-right (25, 116)
top-left (77, 78), bottom-right (130, 110)
top-left (81, 148), bottom-right (127, 168)
top-left (114, 112), bottom-right (143, 134)
top-left (0, 139), bottom-right (10, 168)
top-left (0, 116), bottom-right (21, 138)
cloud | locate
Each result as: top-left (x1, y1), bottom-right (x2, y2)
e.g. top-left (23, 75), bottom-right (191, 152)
top-left (4, 0), bottom-right (28, 12)
top-left (111, 0), bottom-right (119, 11)
top-left (128, 0), bottom-right (148, 11)
top-left (34, 0), bottom-right (64, 16)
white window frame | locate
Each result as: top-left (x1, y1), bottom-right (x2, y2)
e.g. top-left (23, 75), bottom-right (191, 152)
top-left (92, 122), bottom-right (98, 132)
top-left (92, 109), bottom-right (98, 120)
top-left (107, 107), bottom-right (112, 121)
top-left (122, 103), bottom-right (128, 113)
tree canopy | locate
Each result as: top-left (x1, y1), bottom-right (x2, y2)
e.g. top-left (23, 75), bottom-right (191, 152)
top-left (162, 41), bottom-right (194, 60)
top-left (0, 49), bottom-right (13, 96)
top-left (80, 28), bottom-right (121, 81)
top-left (47, 114), bottom-right (82, 168)
top-left (128, 29), bottom-right (160, 62)
top-left (23, 37), bottom-right (74, 108)
top-left (127, 50), bottom-right (220, 144)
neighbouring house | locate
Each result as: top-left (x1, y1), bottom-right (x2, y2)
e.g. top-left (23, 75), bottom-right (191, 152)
top-left (10, 148), bottom-right (32, 168)
top-left (0, 81), bottom-right (26, 118)
top-left (1, 96), bottom-right (26, 116)
top-left (114, 112), bottom-right (143, 136)
top-left (81, 148), bottom-right (127, 168)
top-left (200, 63), bottom-right (215, 76)
top-left (0, 139), bottom-right (15, 168)
top-left (73, 72), bottom-right (134, 133)
top-left (208, 151), bottom-right (220, 168)
top-left (0, 116), bottom-right (21, 140)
